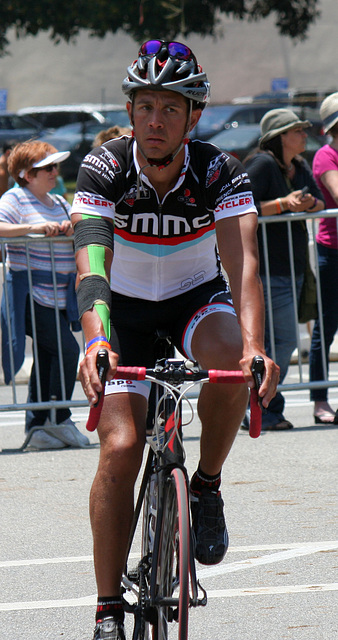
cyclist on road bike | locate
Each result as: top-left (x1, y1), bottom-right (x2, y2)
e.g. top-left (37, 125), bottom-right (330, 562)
top-left (71, 40), bottom-right (280, 640)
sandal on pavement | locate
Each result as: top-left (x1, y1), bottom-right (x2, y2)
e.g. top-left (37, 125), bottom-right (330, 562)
top-left (314, 410), bottom-right (338, 424)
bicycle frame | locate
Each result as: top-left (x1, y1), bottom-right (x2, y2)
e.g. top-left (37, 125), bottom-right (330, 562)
top-left (122, 357), bottom-right (207, 640)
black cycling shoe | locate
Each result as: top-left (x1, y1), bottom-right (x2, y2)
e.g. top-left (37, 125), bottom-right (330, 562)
top-left (93, 617), bottom-right (126, 640)
top-left (190, 489), bottom-right (229, 565)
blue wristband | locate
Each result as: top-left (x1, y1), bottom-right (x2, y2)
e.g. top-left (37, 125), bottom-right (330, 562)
top-left (86, 336), bottom-right (109, 350)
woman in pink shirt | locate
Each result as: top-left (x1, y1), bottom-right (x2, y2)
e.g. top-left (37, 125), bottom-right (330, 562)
top-left (309, 93), bottom-right (338, 424)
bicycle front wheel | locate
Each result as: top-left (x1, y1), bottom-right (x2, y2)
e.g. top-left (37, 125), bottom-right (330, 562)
top-left (152, 467), bottom-right (190, 640)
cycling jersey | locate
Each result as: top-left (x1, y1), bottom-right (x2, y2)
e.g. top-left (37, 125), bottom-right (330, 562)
top-left (71, 136), bottom-right (257, 301)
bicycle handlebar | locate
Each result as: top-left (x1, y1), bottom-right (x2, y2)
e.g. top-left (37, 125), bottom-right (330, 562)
top-left (86, 350), bottom-right (264, 438)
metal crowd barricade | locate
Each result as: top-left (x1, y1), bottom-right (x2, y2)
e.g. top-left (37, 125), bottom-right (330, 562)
top-left (0, 234), bottom-right (87, 448)
top-left (259, 208), bottom-right (338, 393)
top-left (0, 211), bottom-right (338, 439)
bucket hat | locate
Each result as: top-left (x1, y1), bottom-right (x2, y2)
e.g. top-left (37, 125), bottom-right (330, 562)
top-left (259, 108), bottom-right (311, 145)
top-left (319, 92), bottom-right (338, 134)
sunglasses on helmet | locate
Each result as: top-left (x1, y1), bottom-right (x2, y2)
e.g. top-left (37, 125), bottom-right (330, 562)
top-left (139, 40), bottom-right (196, 63)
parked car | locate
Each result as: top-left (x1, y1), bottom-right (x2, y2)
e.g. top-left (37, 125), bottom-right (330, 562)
top-left (17, 103), bottom-right (128, 131)
top-left (0, 111), bottom-right (43, 148)
top-left (191, 103), bottom-right (325, 143)
top-left (37, 114), bottom-right (130, 179)
top-left (206, 123), bottom-right (322, 165)
top-left (190, 103), bottom-right (279, 141)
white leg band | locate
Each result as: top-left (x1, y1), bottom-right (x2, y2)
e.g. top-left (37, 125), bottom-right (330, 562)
top-left (104, 378), bottom-right (151, 398)
top-left (182, 302), bottom-right (236, 359)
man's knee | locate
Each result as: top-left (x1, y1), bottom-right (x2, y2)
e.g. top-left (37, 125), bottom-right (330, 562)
top-left (99, 427), bottom-right (144, 482)
top-left (98, 394), bottom-right (147, 471)
top-left (195, 335), bottom-right (242, 369)
top-left (191, 314), bottom-right (243, 369)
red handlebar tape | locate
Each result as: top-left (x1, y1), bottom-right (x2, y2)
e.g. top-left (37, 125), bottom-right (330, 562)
top-left (86, 391), bottom-right (104, 432)
top-left (114, 366), bottom-right (147, 380)
top-left (249, 388), bottom-right (262, 438)
top-left (208, 370), bottom-right (245, 384)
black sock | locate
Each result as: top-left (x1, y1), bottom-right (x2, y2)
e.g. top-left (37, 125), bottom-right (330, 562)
top-left (96, 596), bottom-right (124, 623)
top-left (190, 464), bottom-right (221, 495)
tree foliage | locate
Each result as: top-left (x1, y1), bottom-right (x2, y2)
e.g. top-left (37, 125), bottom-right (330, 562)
top-left (0, 0), bottom-right (320, 56)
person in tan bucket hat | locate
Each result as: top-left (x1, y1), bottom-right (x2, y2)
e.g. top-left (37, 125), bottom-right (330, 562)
top-left (259, 108), bottom-right (312, 145)
top-left (243, 108), bottom-right (324, 431)
top-left (309, 92), bottom-right (338, 424)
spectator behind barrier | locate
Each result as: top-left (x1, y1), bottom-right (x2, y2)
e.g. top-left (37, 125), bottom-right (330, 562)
top-left (243, 108), bottom-right (324, 431)
top-left (0, 140), bottom-right (16, 196)
top-left (0, 140), bottom-right (89, 449)
top-left (309, 93), bottom-right (338, 424)
top-left (92, 124), bottom-right (131, 149)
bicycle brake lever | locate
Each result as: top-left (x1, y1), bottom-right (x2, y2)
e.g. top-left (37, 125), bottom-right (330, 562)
top-left (251, 355), bottom-right (265, 411)
top-left (249, 355), bottom-right (265, 439)
top-left (86, 349), bottom-right (110, 432)
top-left (94, 348), bottom-right (110, 406)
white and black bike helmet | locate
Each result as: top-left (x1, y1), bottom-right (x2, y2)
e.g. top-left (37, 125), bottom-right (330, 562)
top-left (122, 39), bottom-right (210, 109)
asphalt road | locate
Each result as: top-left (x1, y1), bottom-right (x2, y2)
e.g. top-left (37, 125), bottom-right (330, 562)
top-left (0, 369), bottom-right (337, 640)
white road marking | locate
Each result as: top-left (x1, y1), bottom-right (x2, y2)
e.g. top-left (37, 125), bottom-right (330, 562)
top-left (1, 540), bottom-right (337, 569)
top-left (0, 595), bottom-right (97, 611)
top-left (228, 542), bottom-right (338, 552)
top-left (207, 583), bottom-right (338, 598)
top-left (1, 583), bottom-right (338, 612)
top-left (1, 541), bottom-right (337, 611)
top-left (0, 555), bottom-right (93, 568)
top-left (197, 540), bottom-right (338, 579)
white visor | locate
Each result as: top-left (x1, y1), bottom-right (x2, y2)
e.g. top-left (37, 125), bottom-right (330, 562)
top-left (19, 151), bottom-right (70, 178)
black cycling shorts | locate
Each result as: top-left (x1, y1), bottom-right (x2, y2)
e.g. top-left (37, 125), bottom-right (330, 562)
top-left (109, 275), bottom-right (235, 368)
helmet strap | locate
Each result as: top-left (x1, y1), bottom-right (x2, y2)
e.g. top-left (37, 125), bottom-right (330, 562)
top-left (136, 139), bottom-right (188, 198)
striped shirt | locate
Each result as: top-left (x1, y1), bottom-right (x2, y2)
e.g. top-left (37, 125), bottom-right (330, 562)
top-left (0, 187), bottom-right (76, 308)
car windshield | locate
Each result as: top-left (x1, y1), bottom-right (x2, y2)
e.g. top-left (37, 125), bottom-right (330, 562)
top-left (44, 114), bottom-right (130, 137)
top-left (44, 123), bottom-right (83, 136)
top-left (99, 109), bottom-right (130, 126)
top-left (193, 105), bottom-right (239, 136)
top-left (0, 114), bottom-right (39, 130)
top-left (209, 125), bottom-right (260, 150)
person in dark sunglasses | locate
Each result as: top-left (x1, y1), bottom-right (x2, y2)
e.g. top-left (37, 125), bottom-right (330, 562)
top-left (0, 140), bottom-right (89, 450)
top-left (37, 162), bottom-right (58, 172)
top-left (71, 39), bottom-right (280, 640)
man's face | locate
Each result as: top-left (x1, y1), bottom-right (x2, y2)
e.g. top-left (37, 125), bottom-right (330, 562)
top-left (127, 89), bottom-right (201, 160)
